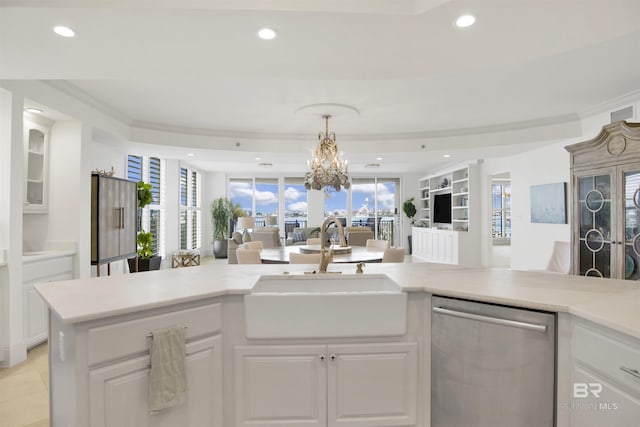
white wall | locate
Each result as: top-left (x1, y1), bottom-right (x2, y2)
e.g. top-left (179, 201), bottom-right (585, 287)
top-left (202, 171), bottom-right (227, 256)
top-left (163, 159), bottom-right (181, 264)
top-left (479, 142), bottom-right (573, 270)
top-left (402, 173), bottom-right (421, 251)
top-left (0, 88), bottom-right (25, 367)
top-left (509, 142), bottom-right (571, 270)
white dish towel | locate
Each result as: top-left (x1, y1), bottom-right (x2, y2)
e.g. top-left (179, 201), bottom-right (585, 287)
top-left (148, 325), bottom-right (188, 413)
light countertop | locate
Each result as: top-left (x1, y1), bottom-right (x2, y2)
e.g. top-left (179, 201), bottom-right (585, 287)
top-left (22, 249), bottom-right (76, 263)
top-left (35, 262), bottom-right (640, 339)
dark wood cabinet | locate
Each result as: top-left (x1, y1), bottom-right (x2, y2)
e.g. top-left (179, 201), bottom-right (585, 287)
top-left (91, 174), bottom-right (137, 265)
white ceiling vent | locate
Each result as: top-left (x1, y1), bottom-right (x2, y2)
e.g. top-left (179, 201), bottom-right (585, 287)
top-left (364, 163), bottom-right (381, 169)
top-left (610, 106), bottom-right (634, 123)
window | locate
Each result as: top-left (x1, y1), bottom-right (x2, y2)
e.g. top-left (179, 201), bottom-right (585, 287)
top-left (229, 178), bottom-right (253, 217)
top-left (255, 178), bottom-right (278, 227)
top-left (351, 178), bottom-right (399, 245)
top-left (323, 187), bottom-right (347, 219)
top-left (179, 166), bottom-right (201, 250)
top-left (492, 182), bottom-right (511, 239)
top-left (284, 178), bottom-right (308, 237)
top-left (229, 177), bottom-right (280, 227)
top-left (127, 155), bottom-right (165, 257)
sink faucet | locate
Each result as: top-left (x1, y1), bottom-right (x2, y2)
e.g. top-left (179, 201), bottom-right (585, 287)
top-left (319, 215), bottom-right (347, 273)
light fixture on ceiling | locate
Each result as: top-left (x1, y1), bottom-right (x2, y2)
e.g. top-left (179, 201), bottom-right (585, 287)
top-left (376, 157), bottom-right (383, 161)
top-left (257, 28), bottom-right (277, 40)
top-left (187, 153), bottom-right (195, 157)
top-left (53, 25), bottom-right (76, 37)
top-left (455, 14), bottom-right (476, 28)
top-left (24, 107), bottom-right (43, 114)
top-left (304, 115), bottom-right (350, 191)
top-left (255, 157), bottom-right (261, 160)
top-left (443, 154), bottom-right (451, 158)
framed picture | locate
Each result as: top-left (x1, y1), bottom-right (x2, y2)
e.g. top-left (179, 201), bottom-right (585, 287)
top-left (530, 182), bottom-right (567, 224)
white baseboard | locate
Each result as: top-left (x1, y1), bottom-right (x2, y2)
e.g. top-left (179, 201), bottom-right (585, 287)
top-left (0, 341), bottom-right (27, 368)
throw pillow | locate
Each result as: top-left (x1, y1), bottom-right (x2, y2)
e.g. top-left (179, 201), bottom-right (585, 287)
top-left (232, 231), bottom-right (243, 244)
top-left (292, 231), bottom-right (305, 243)
top-left (242, 229), bottom-right (252, 243)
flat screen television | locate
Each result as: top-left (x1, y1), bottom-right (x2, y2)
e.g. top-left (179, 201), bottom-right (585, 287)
top-left (433, 193), bottom-right (452, 224)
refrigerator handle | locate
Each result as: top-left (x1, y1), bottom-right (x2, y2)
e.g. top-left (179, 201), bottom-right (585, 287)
top-left (432, 306), bottom-right (547, 333)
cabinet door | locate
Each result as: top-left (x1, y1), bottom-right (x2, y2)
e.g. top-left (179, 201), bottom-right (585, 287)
top-left (572, 365), bottom-right (640, 427)
top-left (327, 343), bottom-right (418, 427)
top-left (119, 179), bottom-right (138, 257)
top-left (620, 164), bottom-right (640, 280)
top-left (22, 283), bottom-right (47, 348)
top-left (23, 120), bottom-right (49, 213)
top-left (97, 176), bottom-right (121, 261)
top-left (234, 345), bottom-right (327, 427)
top-left (89, 335), bottom-right (223, 427)
top-left (574, 170), bottom-right (616, 278)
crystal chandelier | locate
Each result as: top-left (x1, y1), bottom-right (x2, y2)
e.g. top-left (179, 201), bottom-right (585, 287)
top-left (304, 115), bottom-right (350, 191)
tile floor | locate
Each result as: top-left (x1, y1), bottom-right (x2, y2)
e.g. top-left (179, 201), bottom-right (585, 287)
top-left (0, 343), bottom-right (49, 427)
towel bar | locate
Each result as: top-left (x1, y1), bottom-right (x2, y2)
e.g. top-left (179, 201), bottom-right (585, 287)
top-left (145, 326), bottom-right (187, 339)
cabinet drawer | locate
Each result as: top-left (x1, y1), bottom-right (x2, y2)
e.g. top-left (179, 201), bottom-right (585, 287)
top-left (88, 302), bottom-right (221, 366)
top-left (23, 256), bottom-right (73, 282)
top-left (574, 321), bottom-right (640, 393)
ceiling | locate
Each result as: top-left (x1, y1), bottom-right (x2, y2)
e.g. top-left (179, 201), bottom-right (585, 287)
top-left (2, 0), bottom-right (640, 173)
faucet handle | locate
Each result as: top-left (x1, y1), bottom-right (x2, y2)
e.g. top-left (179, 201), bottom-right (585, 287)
top-left (356, 262), bottom-right (365, 274)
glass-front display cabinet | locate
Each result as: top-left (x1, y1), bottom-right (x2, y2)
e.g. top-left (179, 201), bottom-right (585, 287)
top-left (23, 113), bottom-right (52, 214)
top-left (566, 121), bottom-right (640, 280)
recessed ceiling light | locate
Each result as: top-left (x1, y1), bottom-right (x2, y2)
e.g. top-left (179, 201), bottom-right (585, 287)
top-left (53, 26), bottom-right (76, 38)
top-left (255, 157), bottom-right (261, 160)
top-left (257, 28), bottom-right (277, 40)
top-left (24, 107), bottom-right (43, 114)
top-left (443, 154), bottom-right (451, 158)
top-left (187, 153), bottom-right (195, 157)
top-left (455, 15), bottom-right (476, 28)
top-left (376, 157), bottom-right (383, 161)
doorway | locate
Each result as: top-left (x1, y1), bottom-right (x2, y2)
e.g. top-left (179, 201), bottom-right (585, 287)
top-left (491, 172), bottom-right (511, 267)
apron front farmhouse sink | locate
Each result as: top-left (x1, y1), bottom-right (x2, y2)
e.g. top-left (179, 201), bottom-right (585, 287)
top-left (244, 274), bottom-right (407, 339)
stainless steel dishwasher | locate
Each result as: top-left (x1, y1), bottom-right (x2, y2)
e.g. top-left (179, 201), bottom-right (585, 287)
top-left (431, 296), bottom-right (556, 427)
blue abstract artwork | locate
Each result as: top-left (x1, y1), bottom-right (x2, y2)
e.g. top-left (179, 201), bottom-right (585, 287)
top-left (530, 182), bottom-right (567, 224)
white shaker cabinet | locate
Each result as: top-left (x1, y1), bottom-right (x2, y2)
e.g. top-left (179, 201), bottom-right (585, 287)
top-left (23, 254), bottom-right (74, 348)
top-left (570, 317), bottom-right (640, 426)
top-left (89, 335), bottom-right (222, 427)
top-left (234, 342), bottom-right (418, 427)
top-left (48, 301), bottom-right (224, 427)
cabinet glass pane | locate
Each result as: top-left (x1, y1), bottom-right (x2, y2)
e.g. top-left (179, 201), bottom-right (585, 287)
top-left (595, 175), bottom-right (611, 199)
top-left (577, 175), bottom-right (611, 278)
top-left (624, 170), bottom-right (640, 280)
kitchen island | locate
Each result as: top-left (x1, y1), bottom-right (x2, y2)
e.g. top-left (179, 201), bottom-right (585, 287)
top-left (36, 262), bottom-right (640, 427)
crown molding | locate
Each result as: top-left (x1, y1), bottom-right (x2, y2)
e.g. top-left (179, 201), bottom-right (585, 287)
top-left (132, 113), bottom-right (581, 142)
top-left (578, 89), bottom-right (640, 119)
top-left (1, 0), bottom-right (420, 15)
top-left (42, 80), bottom-right (132, 126)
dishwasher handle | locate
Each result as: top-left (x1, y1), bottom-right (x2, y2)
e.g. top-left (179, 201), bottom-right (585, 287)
top-left (432, 306), bottom-right (547, 333)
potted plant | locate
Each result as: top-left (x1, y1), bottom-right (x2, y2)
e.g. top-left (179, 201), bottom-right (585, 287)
top-left (229, 201), bottom-right (246, 234)
top-left (403, 197), bottom-right (417, 254)
top-left (211, 198), bottom-right (245, 259)
top-left (128, 181), bottom-right (162, 272)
